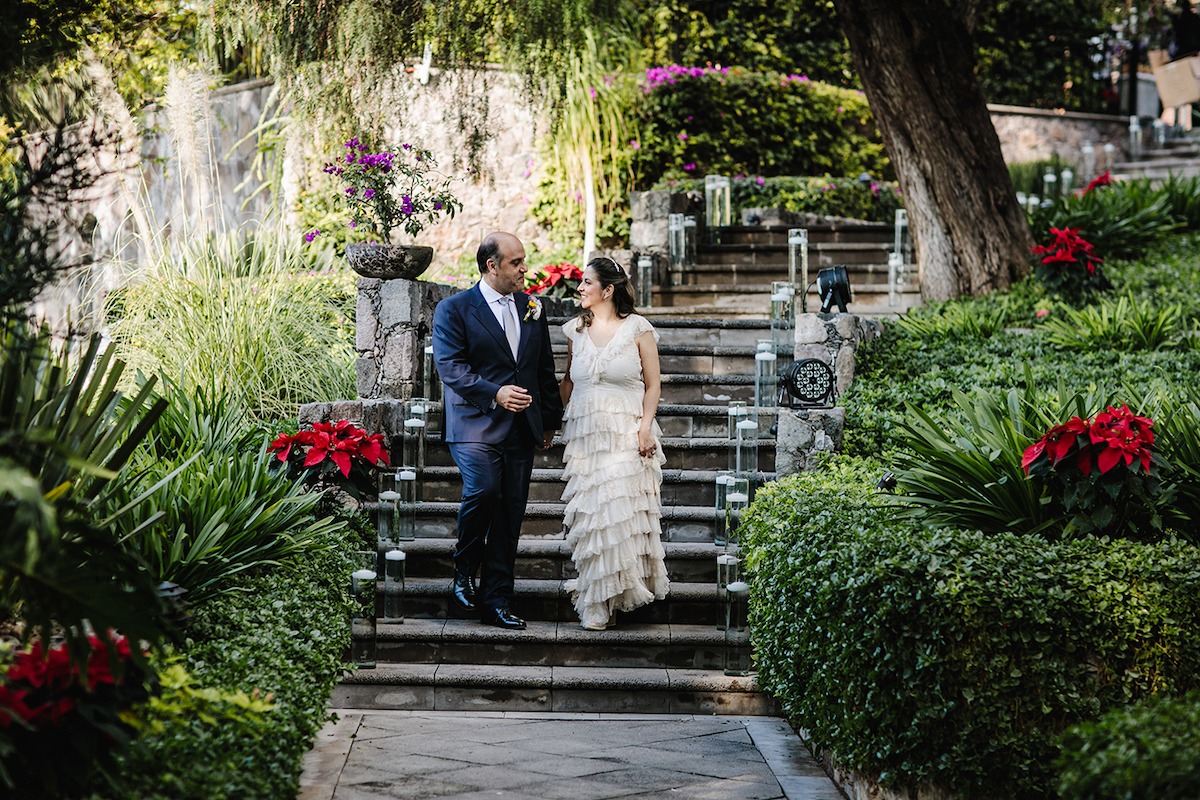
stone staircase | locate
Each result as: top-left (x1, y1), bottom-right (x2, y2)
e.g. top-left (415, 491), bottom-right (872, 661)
top-left (654, 222), bottom-right (921, 317)
top-left (1113, 131), bottom-right (1200, 181)
top-left (333, 318), bottom-right (782, 715)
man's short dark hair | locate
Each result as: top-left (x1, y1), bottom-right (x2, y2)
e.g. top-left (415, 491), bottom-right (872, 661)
top-left (476, 235), bottom-right (501, 274)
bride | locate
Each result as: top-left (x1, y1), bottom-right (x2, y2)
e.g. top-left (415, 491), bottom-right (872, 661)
top-left (558, 256), bottom-right (670, 631)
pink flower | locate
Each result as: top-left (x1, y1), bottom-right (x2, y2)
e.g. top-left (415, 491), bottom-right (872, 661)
top-left (756, 176), bottom-right (765, 186)
top-left (683, 163), bottom-right (696, 172)
top-left (678, 132), bottom-right (688, 141)
top-left (304, 229), bottom-right (321, 243)
top-left (629, 140), bottom-right (640, 150)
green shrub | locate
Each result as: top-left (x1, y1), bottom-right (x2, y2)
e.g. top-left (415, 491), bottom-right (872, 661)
top-left (1056, 691), bottom-right (1200, 800)
top-left (107, 532), bottom-right (356, 799)
top-left (891, 297), bottom-right (1014, 340)
top-left (742, 467), bottom-right (1200, 798)
top-left (631, 67), bottom-right (889, 186)
top-left (1029, 181), bottom-right (1180, 262)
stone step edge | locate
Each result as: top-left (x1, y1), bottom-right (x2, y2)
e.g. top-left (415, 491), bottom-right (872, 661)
top-left (339, 663), bottom-right (764, 694)
top-left (421, 466), bottom-right (779, 484)
top-left (402, 577), bottom-right (719, 600)
top-left (397, 538), bottom-right (740, 560)
top-left (374, 618), bottom-right (745, 647)
top-left (413, 502), bottom-right (745, 522)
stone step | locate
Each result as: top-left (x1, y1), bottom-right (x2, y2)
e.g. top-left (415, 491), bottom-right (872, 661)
top-left (419, 464), bottom-right (778, 506)
top-left (717, 223), bottom-right (893, 247)
top-left (547, 316), bottom-right (776, 348)
top-left (332, 663), bottom-right (777, 715)
top-left (654, 284), bottom-right (916, 313)
top-left (547, 342), bottom-right (767, 377)
top-left (387, 539), bottom-right (738, 583)
top-left (370, 618), bottom-right (746, 671)
top-left (698, 240), bottom-right (893, 268)
top-left (407, 498), bottom-right (763, 541)
top-left (400, 576), bottom-right (726, 625)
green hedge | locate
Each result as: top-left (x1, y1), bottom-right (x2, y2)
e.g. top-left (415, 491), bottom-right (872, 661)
top-left (631, 66), bottom-right (889, 186)
top-left (741, 461), bottom-right (1200, 798)
top-left (1056, 691), bottom-right (1200, 799)
top-left (106, 528), bottom-right (356, 799)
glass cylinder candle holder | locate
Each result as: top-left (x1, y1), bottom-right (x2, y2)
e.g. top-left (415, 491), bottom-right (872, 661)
top-left (636, 254), bottom-right (653, 308)
top-left (726, 401), bottom-right (747, 440)
top-left (786, 228), bottom-right (808, 302)
top-left (668, 213), bottom-right (686, 269)
top-left (422, 337), bottom-right (441, 404)
top-left (716, 553), bottom-right (741, 589)
top-left (734, 418), bottom-right (758, 481)
top-left (1042, 170), bottom-right (1058, 201)
top-left (350, 552), bottom-right (377, 669)
top-left (1081, 142), bottom-right (1095, 179)
top-left (725, 477), bottom-right (750, 547)
top-left (377, 475), bottom-right (400, 549)
top-left (723, 580), bottom-right (751, 676)
top-left (1101, 143), bottom-right (1116, 172)
top-left (1060, 168), bottom-right (1074, 195)
top-left (705, 174), bottom-right (732, 241)
top-left (383, 548), bottom-right (406, 623)
top-left (402, 398), bottom-right (428, 474)
top-left (713, 469), bottom-right (734, 546)
top-left (770, 281), bottom-right (795, 356)
top-left (395, 466), bottom-right (418, 541)
top-left (1128, 116), bottom-right (1142, 162)
top-left (754, 339), bottom-right (777, 413)
top-left (888, 252), bottom-right (903, 307)
top-left (683, 215), bottom-right (698, 265)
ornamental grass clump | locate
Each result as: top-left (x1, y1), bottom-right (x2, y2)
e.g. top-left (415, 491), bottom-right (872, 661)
top-left (312, 137), bottom-right (463, 243)
top-left (1022, 404), bottom-right (1163, 539)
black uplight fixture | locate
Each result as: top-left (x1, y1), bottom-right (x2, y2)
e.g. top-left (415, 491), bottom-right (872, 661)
top-left (778, 358), bottom-right (836, 409)
top-left (817, 266), bottom-right (852, 313)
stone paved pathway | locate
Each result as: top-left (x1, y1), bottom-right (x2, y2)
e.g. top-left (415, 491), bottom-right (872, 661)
top-left (300, 711), bottom-right (845, 800)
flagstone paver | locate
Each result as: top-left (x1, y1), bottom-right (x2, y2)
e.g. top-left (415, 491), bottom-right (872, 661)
top-left (299, 711), bottom-right (845, 800)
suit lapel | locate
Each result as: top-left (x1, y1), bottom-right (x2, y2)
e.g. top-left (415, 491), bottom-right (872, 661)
top-left (469, 284), bottom-right (517, 362)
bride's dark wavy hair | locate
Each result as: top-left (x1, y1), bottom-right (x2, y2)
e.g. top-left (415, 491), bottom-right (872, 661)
top-left (578, 256), bottom-right (636, 328)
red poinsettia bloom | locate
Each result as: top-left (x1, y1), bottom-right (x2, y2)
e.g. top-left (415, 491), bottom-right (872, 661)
top-left (1022, 416), bottom-right (1089, 474)
top-left (268, 420), bottom-right (389, 478)
top-left (1, 632), bottom-right (138, 728)
top-left (526, 262), bottom-right (583, 295)
top-left (1082, 170), bottom-right (1111, 194)
top-left (1089, 404), bottom-right (1155, 474)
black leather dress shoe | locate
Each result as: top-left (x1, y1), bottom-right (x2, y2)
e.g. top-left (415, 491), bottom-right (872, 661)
top-left (450, 571), bottom-right (477, 613)
top-left (481, 607), bottom-right (526, 630)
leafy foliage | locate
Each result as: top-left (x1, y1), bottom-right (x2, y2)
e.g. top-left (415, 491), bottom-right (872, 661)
top-left (630, 66), bottom-right (888, 186)
top-left (106, 534), bottom-right (356, 799)
top-left (1039, 295), bottom-right (1188, 351)
top-left (742, 465), bottom-right (1200, 799)
top-left (104, 231), bottom-right (356, 422)
top-left (109, 381), bottom-right (346, 605)
top-left (1056, 692), bottom-right (1200, 800)
top-left (1029, 180), bottom-right (1181, 262)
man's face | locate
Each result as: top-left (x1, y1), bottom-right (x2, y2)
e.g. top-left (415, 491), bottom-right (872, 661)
top-left (488, 237), bottom-right (527, 295)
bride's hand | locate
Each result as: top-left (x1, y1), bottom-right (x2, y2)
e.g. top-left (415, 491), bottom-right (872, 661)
top-left (637, 428), bottom-right (657, 458)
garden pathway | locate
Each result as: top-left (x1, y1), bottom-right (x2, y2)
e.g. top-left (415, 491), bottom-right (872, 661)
top-left (299, 710), bottom-right (845, 800)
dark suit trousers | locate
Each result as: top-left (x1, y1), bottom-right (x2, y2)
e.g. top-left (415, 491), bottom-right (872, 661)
top-left (448, 424), bottom-right (535, 611)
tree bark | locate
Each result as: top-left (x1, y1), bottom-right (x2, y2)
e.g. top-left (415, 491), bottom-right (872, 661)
top-left (832, 0), bottom-right (1032, 301)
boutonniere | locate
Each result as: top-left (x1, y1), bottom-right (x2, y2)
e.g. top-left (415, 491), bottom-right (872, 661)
top-left (523, 297), bottom-right (542, 321)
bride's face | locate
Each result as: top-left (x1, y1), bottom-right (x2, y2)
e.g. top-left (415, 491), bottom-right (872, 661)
top-left (578, 268), bottom-right (609, 310)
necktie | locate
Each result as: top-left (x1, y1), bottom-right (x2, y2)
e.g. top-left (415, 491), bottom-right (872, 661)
top-left (500, 296), bottom-right (520, 358)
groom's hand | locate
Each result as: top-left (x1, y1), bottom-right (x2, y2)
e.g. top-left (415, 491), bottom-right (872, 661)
top-left (495, 385), bottom-right (532, 413)
top-left (540, 431), bottom-right (556, 450)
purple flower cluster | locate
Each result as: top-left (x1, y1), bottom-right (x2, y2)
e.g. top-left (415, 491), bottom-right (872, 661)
top-left (781, 74), bottom-right (810, 84)
top-left (643, 64), bottom-right (731, 93)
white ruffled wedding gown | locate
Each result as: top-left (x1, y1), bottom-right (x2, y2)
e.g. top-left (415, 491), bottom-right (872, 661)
top-left (560, 314), bottom-right (670, 629)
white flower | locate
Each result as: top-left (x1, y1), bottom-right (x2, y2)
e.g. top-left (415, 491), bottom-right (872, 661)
top-left (523, 297), bottom-right (543, 321)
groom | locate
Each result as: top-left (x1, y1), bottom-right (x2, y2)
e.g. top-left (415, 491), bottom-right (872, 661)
top-left (432, 232), bottom-right (563, 630)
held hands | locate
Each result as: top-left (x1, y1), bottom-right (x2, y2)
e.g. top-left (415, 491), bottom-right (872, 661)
top-left (495, 384), bottom-right (532, 413)
top-left (638, 427), bottom-right (657, 458)
top-left (541, 430), bottom-right (555, 451)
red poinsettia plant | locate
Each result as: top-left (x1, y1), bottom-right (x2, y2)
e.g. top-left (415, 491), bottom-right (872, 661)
top-left (525, 261), bottom-right (583, 298)
top-left (268, 420), bottom-right (390, 501)
top-left (0, 632), bottom-right (154, 795)
top-left (1031, 226), bottom-right (1111, 302)
top-left (1022, 405), bottom-right (1161, 537)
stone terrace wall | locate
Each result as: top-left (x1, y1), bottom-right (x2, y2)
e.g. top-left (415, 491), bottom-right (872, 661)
top-left (988, 103), bottom-right (1130, 169)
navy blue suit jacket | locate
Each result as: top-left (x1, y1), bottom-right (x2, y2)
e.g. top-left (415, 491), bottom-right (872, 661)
top-left (432, 283), bottom-right (563, 444)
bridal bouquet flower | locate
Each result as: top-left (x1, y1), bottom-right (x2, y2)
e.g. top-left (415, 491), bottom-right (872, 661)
top-left (268, 420), bottom-right (390, 501)
top-left (316, 137), bottom-right (463, 242)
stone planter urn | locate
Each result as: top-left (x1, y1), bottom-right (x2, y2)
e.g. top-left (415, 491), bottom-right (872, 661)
top-left (345, 243), bottom-right (434, 280)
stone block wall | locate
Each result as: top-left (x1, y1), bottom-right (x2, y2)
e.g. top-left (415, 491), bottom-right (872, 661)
top-left (775, 312), bottom-right (881, 477)
top-left (354, 277), bottom-right (458, 400)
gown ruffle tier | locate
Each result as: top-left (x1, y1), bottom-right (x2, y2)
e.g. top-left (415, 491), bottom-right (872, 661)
top-left (560, 314), bottom-right (669, 629)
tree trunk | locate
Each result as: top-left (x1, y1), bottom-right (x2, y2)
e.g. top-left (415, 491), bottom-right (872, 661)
top-left (832, 0), bottom-right (1032, 301)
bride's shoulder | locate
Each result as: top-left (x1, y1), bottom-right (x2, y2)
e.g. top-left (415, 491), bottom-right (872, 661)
top-left (626, 313), bottom-right (658, 341)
